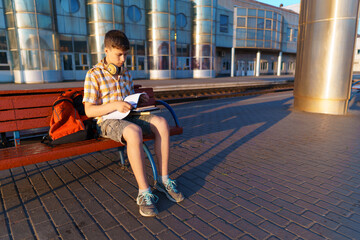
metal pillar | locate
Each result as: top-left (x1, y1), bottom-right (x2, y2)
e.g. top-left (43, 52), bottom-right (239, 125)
top-left (294, 0), bottom-right (360, 115)
top-left (277, 52), bottom-right (282, 76)
top-left (231, 47), bottom-right (235, 77)
top-left (255, 51), bottom-right (261, 77)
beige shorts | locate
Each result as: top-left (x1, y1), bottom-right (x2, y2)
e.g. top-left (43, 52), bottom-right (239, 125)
top-left (97, 114), bottom-right (155, 144)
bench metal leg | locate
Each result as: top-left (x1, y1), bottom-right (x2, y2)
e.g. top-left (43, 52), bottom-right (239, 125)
top-left (142, 143), bottom-right (158, 184)
top-left (13, 131), bottom-right (20, 147)
top-left (118, 146), bottom-right (126, 166)
top-left (117, 144), bottom-right (158, 184)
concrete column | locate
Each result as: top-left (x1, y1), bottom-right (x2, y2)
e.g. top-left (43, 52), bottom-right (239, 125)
top-left (231, 47), bottom-right (235, 77)
top-left (277, 52), bottom-right (282, 76)
top-left (294, 0), bottom-right (360, 115)
top-left (255, 51), bottom-right (261, 77)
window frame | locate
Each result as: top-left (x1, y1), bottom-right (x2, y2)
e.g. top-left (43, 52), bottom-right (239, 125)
top-left (220, 14), bottom-right (229, 33)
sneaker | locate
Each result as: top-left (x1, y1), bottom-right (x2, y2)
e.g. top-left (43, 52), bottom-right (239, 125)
top-left (136, 192), bottom-right (159, 217)
top-left (155, 179), bottom-right (185, 203)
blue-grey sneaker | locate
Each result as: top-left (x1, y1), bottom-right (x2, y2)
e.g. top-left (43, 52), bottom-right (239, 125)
top-left (136, 192), bottom-right (159, 217)
top-left (155, 179), bottom-right (185, 203)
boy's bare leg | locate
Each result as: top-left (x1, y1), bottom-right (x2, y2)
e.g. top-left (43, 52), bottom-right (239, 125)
top-left (151, 116), bottom-right (185, 203)
top-left (150, 116), bottom-right (170, 177)
top-left (123, 124), bottom-right (149, 190)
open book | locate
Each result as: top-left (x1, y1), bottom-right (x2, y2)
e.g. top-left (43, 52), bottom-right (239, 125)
top-left (102, 93), bottom-right (158, 120)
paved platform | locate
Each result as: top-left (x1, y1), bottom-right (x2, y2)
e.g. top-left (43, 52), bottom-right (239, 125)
top-left (1, 90), bottom-right (360, 239)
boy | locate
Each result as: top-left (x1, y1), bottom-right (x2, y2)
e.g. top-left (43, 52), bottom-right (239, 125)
top-left (83, 30), bottom-right (184, 217)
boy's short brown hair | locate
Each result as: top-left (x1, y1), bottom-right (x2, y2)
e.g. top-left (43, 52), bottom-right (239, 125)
top-left (104, 30), bottom-right (130, 51)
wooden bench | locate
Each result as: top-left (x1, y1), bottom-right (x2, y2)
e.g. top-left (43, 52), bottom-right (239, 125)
top-left (0, 86), bottom-right (183, 182)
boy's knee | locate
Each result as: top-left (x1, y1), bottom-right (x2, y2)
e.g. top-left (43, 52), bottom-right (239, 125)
top-left (152, 116), bottom-right (169, 127)
top-left (150, 116), bottom-right (169, 133)
top-left (123, 124), bottom-right (143, 142)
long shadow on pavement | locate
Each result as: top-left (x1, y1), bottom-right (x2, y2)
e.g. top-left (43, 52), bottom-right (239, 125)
top-left (165, 94), bottom-right (294, 200)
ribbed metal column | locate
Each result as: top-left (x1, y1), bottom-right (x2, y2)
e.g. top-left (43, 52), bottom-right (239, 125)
top-left (5, 0), bottom-right (61, 83)
top-left (294, 0), bottom-right (360, 115)
top-left (146, 0), bottom-right (175, 79)
top-left (87, 0), bottom-right (124, 64)
top-left (192, 0), bottom-right (217, 78)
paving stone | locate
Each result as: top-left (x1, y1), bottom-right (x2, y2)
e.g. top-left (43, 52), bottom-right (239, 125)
top-left (185, 217), bottom-right (218, 238)
top-left (209, 217), bottom-right (244, 238)
top-left (259, 220), bottom-right (296, 240)
top-left (256, 208), bottom-right (289, 227)
top-left (187, 204), bottom-right (216, 222)
top-left (181, 230), bottom-right (208, 240)
top-left (105, 226), bottom-right (133, 240)
top-left (32, 221), bottom-right (59, 240)
top-left (286, 222), bottom-right (323, 240)
top-left (131, 227), bottom-right (156, 240)
top-left (70, 209), bottom-right (95, 229)
top-left (0, 217), bottom-right (9, 238)
top-left (310, 223), bottom-right (351, 240)
top-left (48, 209), bottom-right (73, 227)
top-left (28, 207), bottom-right (50, 225)
top-left (235, 219), bottom-right (269, 239)
top-left (114, 212), bottom-right (142, 232)
top-left (209, 205), bottom-right (239, 223)
top-left (9, 219), bottom-right (34, 240)
top-left (277, 209), bottom-right (313, 227)
top-left (93, 210), bottom-right (119, 231)
top-left (232, 206), bottom-right (265, 225)
top-left (336, 225), bottom-right (360, 240)
top-left (57, 222), bottom-right (84, 239)
top-left (80, 223), bottom-right (108, 240)
top-left (162, 215), bottom-right (191, 236)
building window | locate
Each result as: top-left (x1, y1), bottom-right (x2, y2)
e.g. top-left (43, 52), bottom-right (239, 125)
top-left (237, 17), bottom-right (246, 27)
top-left (220, 15), bottom-right (229, 33)
top-left (358, 49), bottom-right (360, 54)
top-left (176, 13), bottom-right (187, 28)
top-left (289, 62), bottom-right (295, 71)
top-left (128, 5), bottom-right (142, 23)
top-left (0, 30), bottom-right (10, 70)
top-left (176, 44), bottom-right (190, 70)
top-left (60, 35), bottom-right (89, 71)
top-left (281, 61), bottom-right (286, 71)
top-left (127, 41), bottom-right (146, 71)
top-left (260, 61), bottom-right (268, 71)
top-left (60, 0), bottom-right (80, 14)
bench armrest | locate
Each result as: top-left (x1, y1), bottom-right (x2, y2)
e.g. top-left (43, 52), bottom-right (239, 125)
top-left (155, 100), bottom-right (180, 127)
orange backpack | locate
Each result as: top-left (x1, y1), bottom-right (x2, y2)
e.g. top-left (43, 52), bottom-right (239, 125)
top-left (42, 90), bottom-right (97, 146)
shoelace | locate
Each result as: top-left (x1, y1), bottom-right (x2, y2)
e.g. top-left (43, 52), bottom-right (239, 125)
top-left (165, 179), bottom-right (179, 193)
top-left (140, 192), bottom-right (159, 205)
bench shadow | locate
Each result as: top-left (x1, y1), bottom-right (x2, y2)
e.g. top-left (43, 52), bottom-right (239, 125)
top-left (165, 94), bottom-right (293, 199)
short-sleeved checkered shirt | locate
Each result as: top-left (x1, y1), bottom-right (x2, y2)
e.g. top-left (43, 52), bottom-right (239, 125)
top-left (83, 58), bottom-right (134, 121)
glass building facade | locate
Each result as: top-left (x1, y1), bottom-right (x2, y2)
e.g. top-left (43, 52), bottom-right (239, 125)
top-left (235, 8), bottom-right (282, 49)
top-left (0, 0), bottom-right (299, 83)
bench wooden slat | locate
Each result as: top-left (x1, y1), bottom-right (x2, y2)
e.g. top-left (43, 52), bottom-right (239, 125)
top-left (0, 97), bottom-right (13, 110)
top-left (14, 117), bottom-right (50, 132)
top-left (0, 121), bottom-right (17, 132)
top-left (0, 110), bottom-right (15, 121)
top-left (12, 94), bottom-right (58, 109)
top-left (14, 107), bottom-right (52, 120)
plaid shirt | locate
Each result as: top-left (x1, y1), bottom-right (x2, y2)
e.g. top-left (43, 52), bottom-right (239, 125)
top-left (83, 58), bottom-right (134, 121)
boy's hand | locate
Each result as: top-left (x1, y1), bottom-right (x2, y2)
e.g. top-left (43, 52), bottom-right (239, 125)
top-left (139, 93), bottom-right (149, 104)
top-left (115, 101), bottom-right (133, 113)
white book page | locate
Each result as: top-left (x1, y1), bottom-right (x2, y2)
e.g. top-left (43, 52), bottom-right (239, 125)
top-left (102, 93), bottom-right (145, 120)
